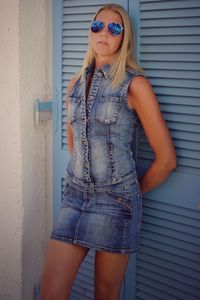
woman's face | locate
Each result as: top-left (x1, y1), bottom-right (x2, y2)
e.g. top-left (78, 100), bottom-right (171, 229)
top-left (90, 9), bottom-right (124, 63)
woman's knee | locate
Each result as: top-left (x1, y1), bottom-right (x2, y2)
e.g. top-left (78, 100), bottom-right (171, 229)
top-left (95, 281), bottom-right (120, 300)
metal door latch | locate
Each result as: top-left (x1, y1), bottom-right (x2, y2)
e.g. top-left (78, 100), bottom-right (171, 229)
top-left (35, 99), bottom-right (52, 126)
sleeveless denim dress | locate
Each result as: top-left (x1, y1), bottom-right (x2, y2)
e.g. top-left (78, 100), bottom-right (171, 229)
top-left (51, 61), bottom-right (144, 254)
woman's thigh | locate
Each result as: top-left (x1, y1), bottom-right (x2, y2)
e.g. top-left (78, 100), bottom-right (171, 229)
top-left (94, 250), bottom-right (130, 300)
top-left (40, 239), bottom-right (89, 300)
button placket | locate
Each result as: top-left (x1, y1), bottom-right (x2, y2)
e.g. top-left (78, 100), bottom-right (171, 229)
top-left (80, 99), bottom-right (90, 182)
top-left (81, 69), bottom-right (103, 183)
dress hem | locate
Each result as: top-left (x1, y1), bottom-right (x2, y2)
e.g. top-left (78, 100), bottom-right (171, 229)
top-left (50, 234), bottom-right (141, 254)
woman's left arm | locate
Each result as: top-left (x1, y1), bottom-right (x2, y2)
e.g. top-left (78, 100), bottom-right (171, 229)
top-left (128, 76), bottom-right (177, 194)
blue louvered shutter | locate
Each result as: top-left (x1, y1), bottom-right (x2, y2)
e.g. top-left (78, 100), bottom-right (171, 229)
top-left (135, 1), bottom-right (200, 299)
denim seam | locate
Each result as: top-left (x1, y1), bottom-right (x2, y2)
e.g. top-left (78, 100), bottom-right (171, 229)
top-left (50, 236), bottom-right (140, 254)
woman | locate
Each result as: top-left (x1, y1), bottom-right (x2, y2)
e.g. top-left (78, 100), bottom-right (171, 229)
top-left (40, 3), bottom-right (176, 300)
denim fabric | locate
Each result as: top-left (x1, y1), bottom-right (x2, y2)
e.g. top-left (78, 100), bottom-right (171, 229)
top-left (66, 61), bottom-right (145, 192)
top-left (51, 61), bottom-right (145, 253)
top-left (51, 175), bottom-right (143, 254)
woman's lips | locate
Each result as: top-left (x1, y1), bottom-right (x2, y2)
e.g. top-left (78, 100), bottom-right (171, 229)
top-left (97, 41), bottom-right (108, 45)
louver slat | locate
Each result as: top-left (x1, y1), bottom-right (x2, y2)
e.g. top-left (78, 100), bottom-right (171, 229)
top-left (136, 200), bottom-right (200, 300)
top-left (138, 0), bottom-right (200, 175)
top-left (136, 1), bottom-right (200, 300)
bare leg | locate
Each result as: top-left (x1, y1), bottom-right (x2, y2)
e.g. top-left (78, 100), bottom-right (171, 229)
top-left (40, 239), bottom-right (89, 300)
top-left (94, 250), bottom-right (130, 300)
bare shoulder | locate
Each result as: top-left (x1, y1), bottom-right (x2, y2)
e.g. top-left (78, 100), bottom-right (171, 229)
top-left (129, 75), bottom-right (154, 99)
top-left (66, 73), bottom-right (80, 98)
top-left (128, 75), bottom-right (158, 110)
top-left (66, 73), bottom-right (80, 112)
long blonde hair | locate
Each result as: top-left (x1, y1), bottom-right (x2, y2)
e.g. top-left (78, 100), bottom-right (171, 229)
top-left (78, 3), bottom-right (144, 89)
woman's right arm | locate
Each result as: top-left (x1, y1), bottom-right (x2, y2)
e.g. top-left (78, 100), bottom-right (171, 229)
top-left (128, 75), bottom-right (177, 194)
top-left (66, 76), bottom-right (78, 155)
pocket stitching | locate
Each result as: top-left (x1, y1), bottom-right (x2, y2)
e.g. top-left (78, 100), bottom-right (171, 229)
top-left (104, 191), bottom-right (133, 213)
top-left (95, 97), bottom-right (122, 124)
top-left (63, 183), bottom-right (70, 198)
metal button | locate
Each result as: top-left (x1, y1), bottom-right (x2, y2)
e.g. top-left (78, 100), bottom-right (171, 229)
top-left (117, 197), bottom-right (122, 202)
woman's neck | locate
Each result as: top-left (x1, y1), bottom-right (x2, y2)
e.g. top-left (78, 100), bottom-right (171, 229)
top-left (94, 55), bottom-right (115, 69)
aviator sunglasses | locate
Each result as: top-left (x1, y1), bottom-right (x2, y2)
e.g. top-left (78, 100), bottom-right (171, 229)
top-left (90, 20), bottom-right (124, 36)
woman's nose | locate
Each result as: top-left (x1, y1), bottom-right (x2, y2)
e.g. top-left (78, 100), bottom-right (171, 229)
top-left (100, 25), bottom-right (109, 36)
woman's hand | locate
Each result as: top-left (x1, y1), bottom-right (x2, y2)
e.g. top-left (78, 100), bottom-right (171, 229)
top-left (128, 75), bottom-right (177, 194)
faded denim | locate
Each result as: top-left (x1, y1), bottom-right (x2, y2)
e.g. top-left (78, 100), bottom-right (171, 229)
top-left (51, 61), bottom-right (144, 253)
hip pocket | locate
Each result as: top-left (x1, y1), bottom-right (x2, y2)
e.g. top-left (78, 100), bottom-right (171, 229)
top-left (63, 182), bottom-right (70, 196)
top-left (62, 182), bottom-right (72, 205)
top-left (104, 190), bottom-right (133, 214)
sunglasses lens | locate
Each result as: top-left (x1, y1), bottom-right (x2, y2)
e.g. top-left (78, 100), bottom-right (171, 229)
top-left (108, 23), bottom-right (123, 36)
top-left (91, 21), bottom-right (104, 33)
top-left (91, 21), bottom-right (123, 36)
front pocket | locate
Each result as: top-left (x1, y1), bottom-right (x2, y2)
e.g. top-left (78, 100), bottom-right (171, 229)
top-left (68, 97), bottom-right (82, 123)
top-left (61, 183), bottom-right (73, 207)
top-left (104, 190), bottom-right (133, 213)
top-left (63, 182), bottom-right (70, 196)
top-left (95, 97), bottom-right (122, 124)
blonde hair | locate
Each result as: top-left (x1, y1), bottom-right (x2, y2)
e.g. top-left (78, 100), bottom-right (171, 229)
top-left (78, 3), bottom-right (144, 89)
